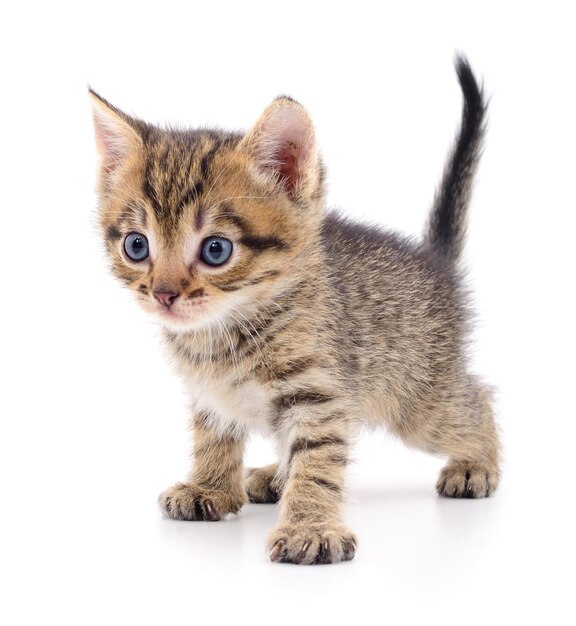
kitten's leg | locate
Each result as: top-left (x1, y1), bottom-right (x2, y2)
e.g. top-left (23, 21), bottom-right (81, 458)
top-left (159, 413), bottom-right (246, 521)
top-left (267, 413), bottom-right (356, 565)
top-left (417, 379), bottom-right (500, 498)
top-left (245, 464), bottom-right (280, 503)
top-left (434, 392), bottom-right (500, 498)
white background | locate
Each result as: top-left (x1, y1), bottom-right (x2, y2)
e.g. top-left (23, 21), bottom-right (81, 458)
top-left (1, 1), bottom-right (575, 624)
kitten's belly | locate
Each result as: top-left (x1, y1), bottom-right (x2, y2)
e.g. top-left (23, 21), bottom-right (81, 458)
top-left (186, 374), bottom-right (273, 436)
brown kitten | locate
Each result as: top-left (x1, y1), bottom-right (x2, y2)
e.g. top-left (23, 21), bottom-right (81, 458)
top-left (90, 57), bottom-right (500, 565)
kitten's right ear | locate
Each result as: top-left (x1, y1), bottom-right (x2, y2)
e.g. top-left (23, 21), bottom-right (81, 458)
top-left (89, 89), bottom-right (143, 175)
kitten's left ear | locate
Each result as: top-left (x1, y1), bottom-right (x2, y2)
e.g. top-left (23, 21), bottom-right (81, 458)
top-left (89, 89), bottom-right (144, 175)
top-left (239, 96), bottom-right (322, 201)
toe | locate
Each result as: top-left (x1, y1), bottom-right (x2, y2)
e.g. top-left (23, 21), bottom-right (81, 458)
top-left (203, 500), bottom-right (221, 521)
top-left (437, 463), bottom-right (499, 499)
top-left (270, 540), bottom-right (287, 563)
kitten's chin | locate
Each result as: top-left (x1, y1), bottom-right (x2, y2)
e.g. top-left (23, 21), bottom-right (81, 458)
top-left (155, 308), bottom-right (210, 332)
top-left (134, 299), bottom-right (210, 332)
top-left (135, 295), bottom-right (215, 331)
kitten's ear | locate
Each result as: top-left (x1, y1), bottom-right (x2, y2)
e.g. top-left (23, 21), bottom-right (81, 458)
top-left (89, 89), bottom-right (143, 175)
top-left (239, 96), bottom-right (321, 200)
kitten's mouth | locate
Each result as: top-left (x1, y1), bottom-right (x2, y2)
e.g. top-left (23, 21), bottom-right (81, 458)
top-left (156, 298), bottom-right (210, 328)
top-left (160, 308), bottom-right (187, 320)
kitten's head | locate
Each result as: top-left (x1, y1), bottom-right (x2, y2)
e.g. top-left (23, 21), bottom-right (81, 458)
top-left (90, 91), bottom-right (325, 331)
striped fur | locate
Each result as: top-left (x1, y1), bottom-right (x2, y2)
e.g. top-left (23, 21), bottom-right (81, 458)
top-left (91, 57), bottom-right (500, 565)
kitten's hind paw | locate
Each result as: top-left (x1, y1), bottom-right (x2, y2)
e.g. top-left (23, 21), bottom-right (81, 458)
top-left (159, 483), bottom-right (245, 521)
top-left (245, 464), bottom-right (280, 503)
top-left (436, 461), bottom-right (499, 498)
top-left (267, 523), bottom-right (357, 565)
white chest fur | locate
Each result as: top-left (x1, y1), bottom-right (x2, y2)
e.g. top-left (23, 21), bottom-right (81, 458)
top-left (185, 372), bottom-right (273, 437)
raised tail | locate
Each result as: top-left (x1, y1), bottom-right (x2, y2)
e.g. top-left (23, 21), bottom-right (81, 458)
top-left (426, 57), bottom-right (487, 261)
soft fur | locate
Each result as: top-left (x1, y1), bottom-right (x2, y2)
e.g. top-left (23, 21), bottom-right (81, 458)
top-left (90, 57), bottom-right (500, 565)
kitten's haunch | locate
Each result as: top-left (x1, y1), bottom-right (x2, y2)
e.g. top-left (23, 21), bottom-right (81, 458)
top-left (91, 56), bottom-right (500, 565)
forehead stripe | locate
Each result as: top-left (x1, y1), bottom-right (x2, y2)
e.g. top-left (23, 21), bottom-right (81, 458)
top-left (200, 142), bottom-right (221, 179)
top-left (179, 181), bottom-right (204, 210)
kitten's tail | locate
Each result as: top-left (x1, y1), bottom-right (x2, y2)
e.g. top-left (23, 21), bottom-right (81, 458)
top-left (426, 56), bottom-right (487, 262)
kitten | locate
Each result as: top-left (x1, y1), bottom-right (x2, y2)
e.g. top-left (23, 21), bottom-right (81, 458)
top-left (90, 57), bottom-right (500, 565)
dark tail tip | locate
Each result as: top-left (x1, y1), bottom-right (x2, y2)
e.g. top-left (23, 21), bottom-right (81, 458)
top-left (455, 55), bottom-right (485, 128)
top-left (426, 56), bottom-right (487, 261)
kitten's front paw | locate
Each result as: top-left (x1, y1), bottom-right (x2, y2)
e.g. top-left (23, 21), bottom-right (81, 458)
top-left (267, 523), bottom-right (357, 565)
top-left (159, 483), bottom-right (245, 521)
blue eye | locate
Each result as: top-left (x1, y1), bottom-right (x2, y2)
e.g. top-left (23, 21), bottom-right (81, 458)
top-left (200, 237), bottom-right (233, 266)
top-left (124, 232), bottom-right (149, 262)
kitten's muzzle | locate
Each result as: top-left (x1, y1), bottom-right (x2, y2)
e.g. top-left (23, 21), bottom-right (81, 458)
top-left (153, 290), bottom-right (179, 308)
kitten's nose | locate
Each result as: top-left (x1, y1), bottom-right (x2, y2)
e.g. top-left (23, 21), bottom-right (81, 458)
top-left (153, 290), bottom-right (179, 308)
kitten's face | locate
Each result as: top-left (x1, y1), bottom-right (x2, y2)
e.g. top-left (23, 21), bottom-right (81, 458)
top-left (91, 93), bottom-right (325, 331)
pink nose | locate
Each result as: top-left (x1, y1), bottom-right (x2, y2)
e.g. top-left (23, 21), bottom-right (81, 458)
top-left (153, 290), bottom-right (179, 308)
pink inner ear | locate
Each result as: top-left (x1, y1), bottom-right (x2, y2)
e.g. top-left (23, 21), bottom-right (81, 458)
top-left (274, 142), bottom-right (300, 191)
top-left (95, 125), bottom-right (122, 174)
top-left (92, 106), bottom-right (134, 175)
top-left (264, 108), bottom-right (312, 194)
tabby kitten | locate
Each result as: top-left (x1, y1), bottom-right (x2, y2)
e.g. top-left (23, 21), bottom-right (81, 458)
top-left (90, 57), bottom-right (500, 565)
